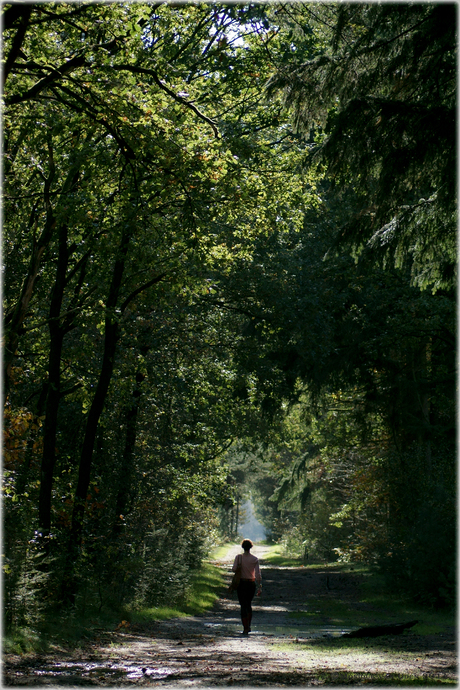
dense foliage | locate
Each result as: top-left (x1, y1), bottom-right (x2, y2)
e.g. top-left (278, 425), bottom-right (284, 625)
top-left (3, 2), bottom-right (456, 633)
top-left (267, 3), bottom-right (457, 291)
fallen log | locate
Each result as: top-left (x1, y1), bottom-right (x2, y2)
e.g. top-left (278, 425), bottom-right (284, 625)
top-left (343, 620), bottom-right (419, 638)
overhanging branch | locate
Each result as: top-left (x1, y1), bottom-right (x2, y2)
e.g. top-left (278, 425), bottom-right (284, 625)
top-left (112, 64), bottom-right (219, 138)
top-left (120, 272), bottom-right (167, 313)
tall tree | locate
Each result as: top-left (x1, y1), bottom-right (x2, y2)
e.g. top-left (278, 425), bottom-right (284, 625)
top-left (267, 3), bottom-right (457, 291)
top-left (3, 2), bottom-right (312, 607)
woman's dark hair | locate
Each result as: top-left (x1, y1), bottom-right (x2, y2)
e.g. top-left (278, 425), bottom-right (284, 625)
top-left (241, 539), bottom-right (253, 551)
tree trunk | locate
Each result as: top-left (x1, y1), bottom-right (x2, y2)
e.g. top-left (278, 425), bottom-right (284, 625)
top-left (62, 228), bottom-right (166, 601)
top-left (4, 198), bottom-right (55, 399)
top-left (235, 495), bottom-right (240, 537)
top-left (14, 383), bottom-right (48, 497)
top-left (343, 620), bottom-right (418, 638)
top-left (38, 223), bottom-right (69, 538)
top-left (3, 5), bottom-right (33, 86)
top-left (113, 369), bottom-right (145, 534)
top-left (67, 229), bottom-right (131, 566)
top-left (70, 320), bottom-right (121, 548)
top-left (3, 148), bottom-right (82, 399)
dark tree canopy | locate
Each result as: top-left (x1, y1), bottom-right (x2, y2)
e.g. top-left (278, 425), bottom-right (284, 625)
top-left (267, 3), bottom-right (457, 291)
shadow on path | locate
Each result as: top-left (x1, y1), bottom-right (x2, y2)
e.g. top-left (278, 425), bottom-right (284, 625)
top-left (4, 547), bottom-right (457, 687)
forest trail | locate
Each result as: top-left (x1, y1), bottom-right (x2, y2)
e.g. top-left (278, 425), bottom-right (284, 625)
top-left (4, 544), bottom-right (456, 687)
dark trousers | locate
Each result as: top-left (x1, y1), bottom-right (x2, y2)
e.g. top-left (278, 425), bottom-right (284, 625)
top-left (237, 579), bottom-right (256, 618)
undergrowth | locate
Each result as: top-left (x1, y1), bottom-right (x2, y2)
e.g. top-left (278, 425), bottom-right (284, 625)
top-left (272, 555), bottom-right (455, 686)
top-left (3, 559), bottom-right (226, 655)
top-left (265, 544), bottom-right (454, 634)
top-left (131, 561), bottom-right (225, 622)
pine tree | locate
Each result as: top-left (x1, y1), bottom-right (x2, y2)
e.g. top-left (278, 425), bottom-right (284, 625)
top-left (267, 4), bottom-right (457, 291)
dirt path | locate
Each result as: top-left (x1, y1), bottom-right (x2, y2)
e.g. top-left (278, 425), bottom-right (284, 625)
top-left (4, 545), bottom-right (457, 687)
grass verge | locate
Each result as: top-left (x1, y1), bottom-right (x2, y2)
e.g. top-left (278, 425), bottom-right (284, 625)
top-left (313, 671), bottom-right (456, 686)
top-left (273, 636), bottom-right (457, 686)
top-left (130, 560), bottom-right (225, 623)
top-left (262, 545), bottom-right (454, 635)
top-left (285, 576), bottom-right (454, 634)
top-left (208, 542), bottom-right (239, 561)
top-left (271, 559), bottom-right (455, 686)
top-left (3, 559), bottom-right (226, 655)
top-left (260, 542), bottom-right (305, 567)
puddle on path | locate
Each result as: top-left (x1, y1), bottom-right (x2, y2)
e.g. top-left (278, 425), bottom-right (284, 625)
top-left (24, 660), bottom-right (176, 682)
top-left (24, 623), bottom-right (353, 684)
top-left (18, 603), bottom-right (355, 685)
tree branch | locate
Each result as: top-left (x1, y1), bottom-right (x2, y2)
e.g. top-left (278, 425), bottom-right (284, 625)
top-left (112, 64), bottom-right (219, 138)
top-left (5, 38), bottom-right (119, 104)
top-left (5, 54), bottom-right (86, 104)
top-left (51, 84), bottom-right (136, 160)
top-left (3, 5), bottom-right (32, 86)
top-left (120, 273), bottom-right (167, 313)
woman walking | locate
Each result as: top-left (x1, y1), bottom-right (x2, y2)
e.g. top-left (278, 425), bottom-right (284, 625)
top-left (232, 539), bottom-right (262, 635)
